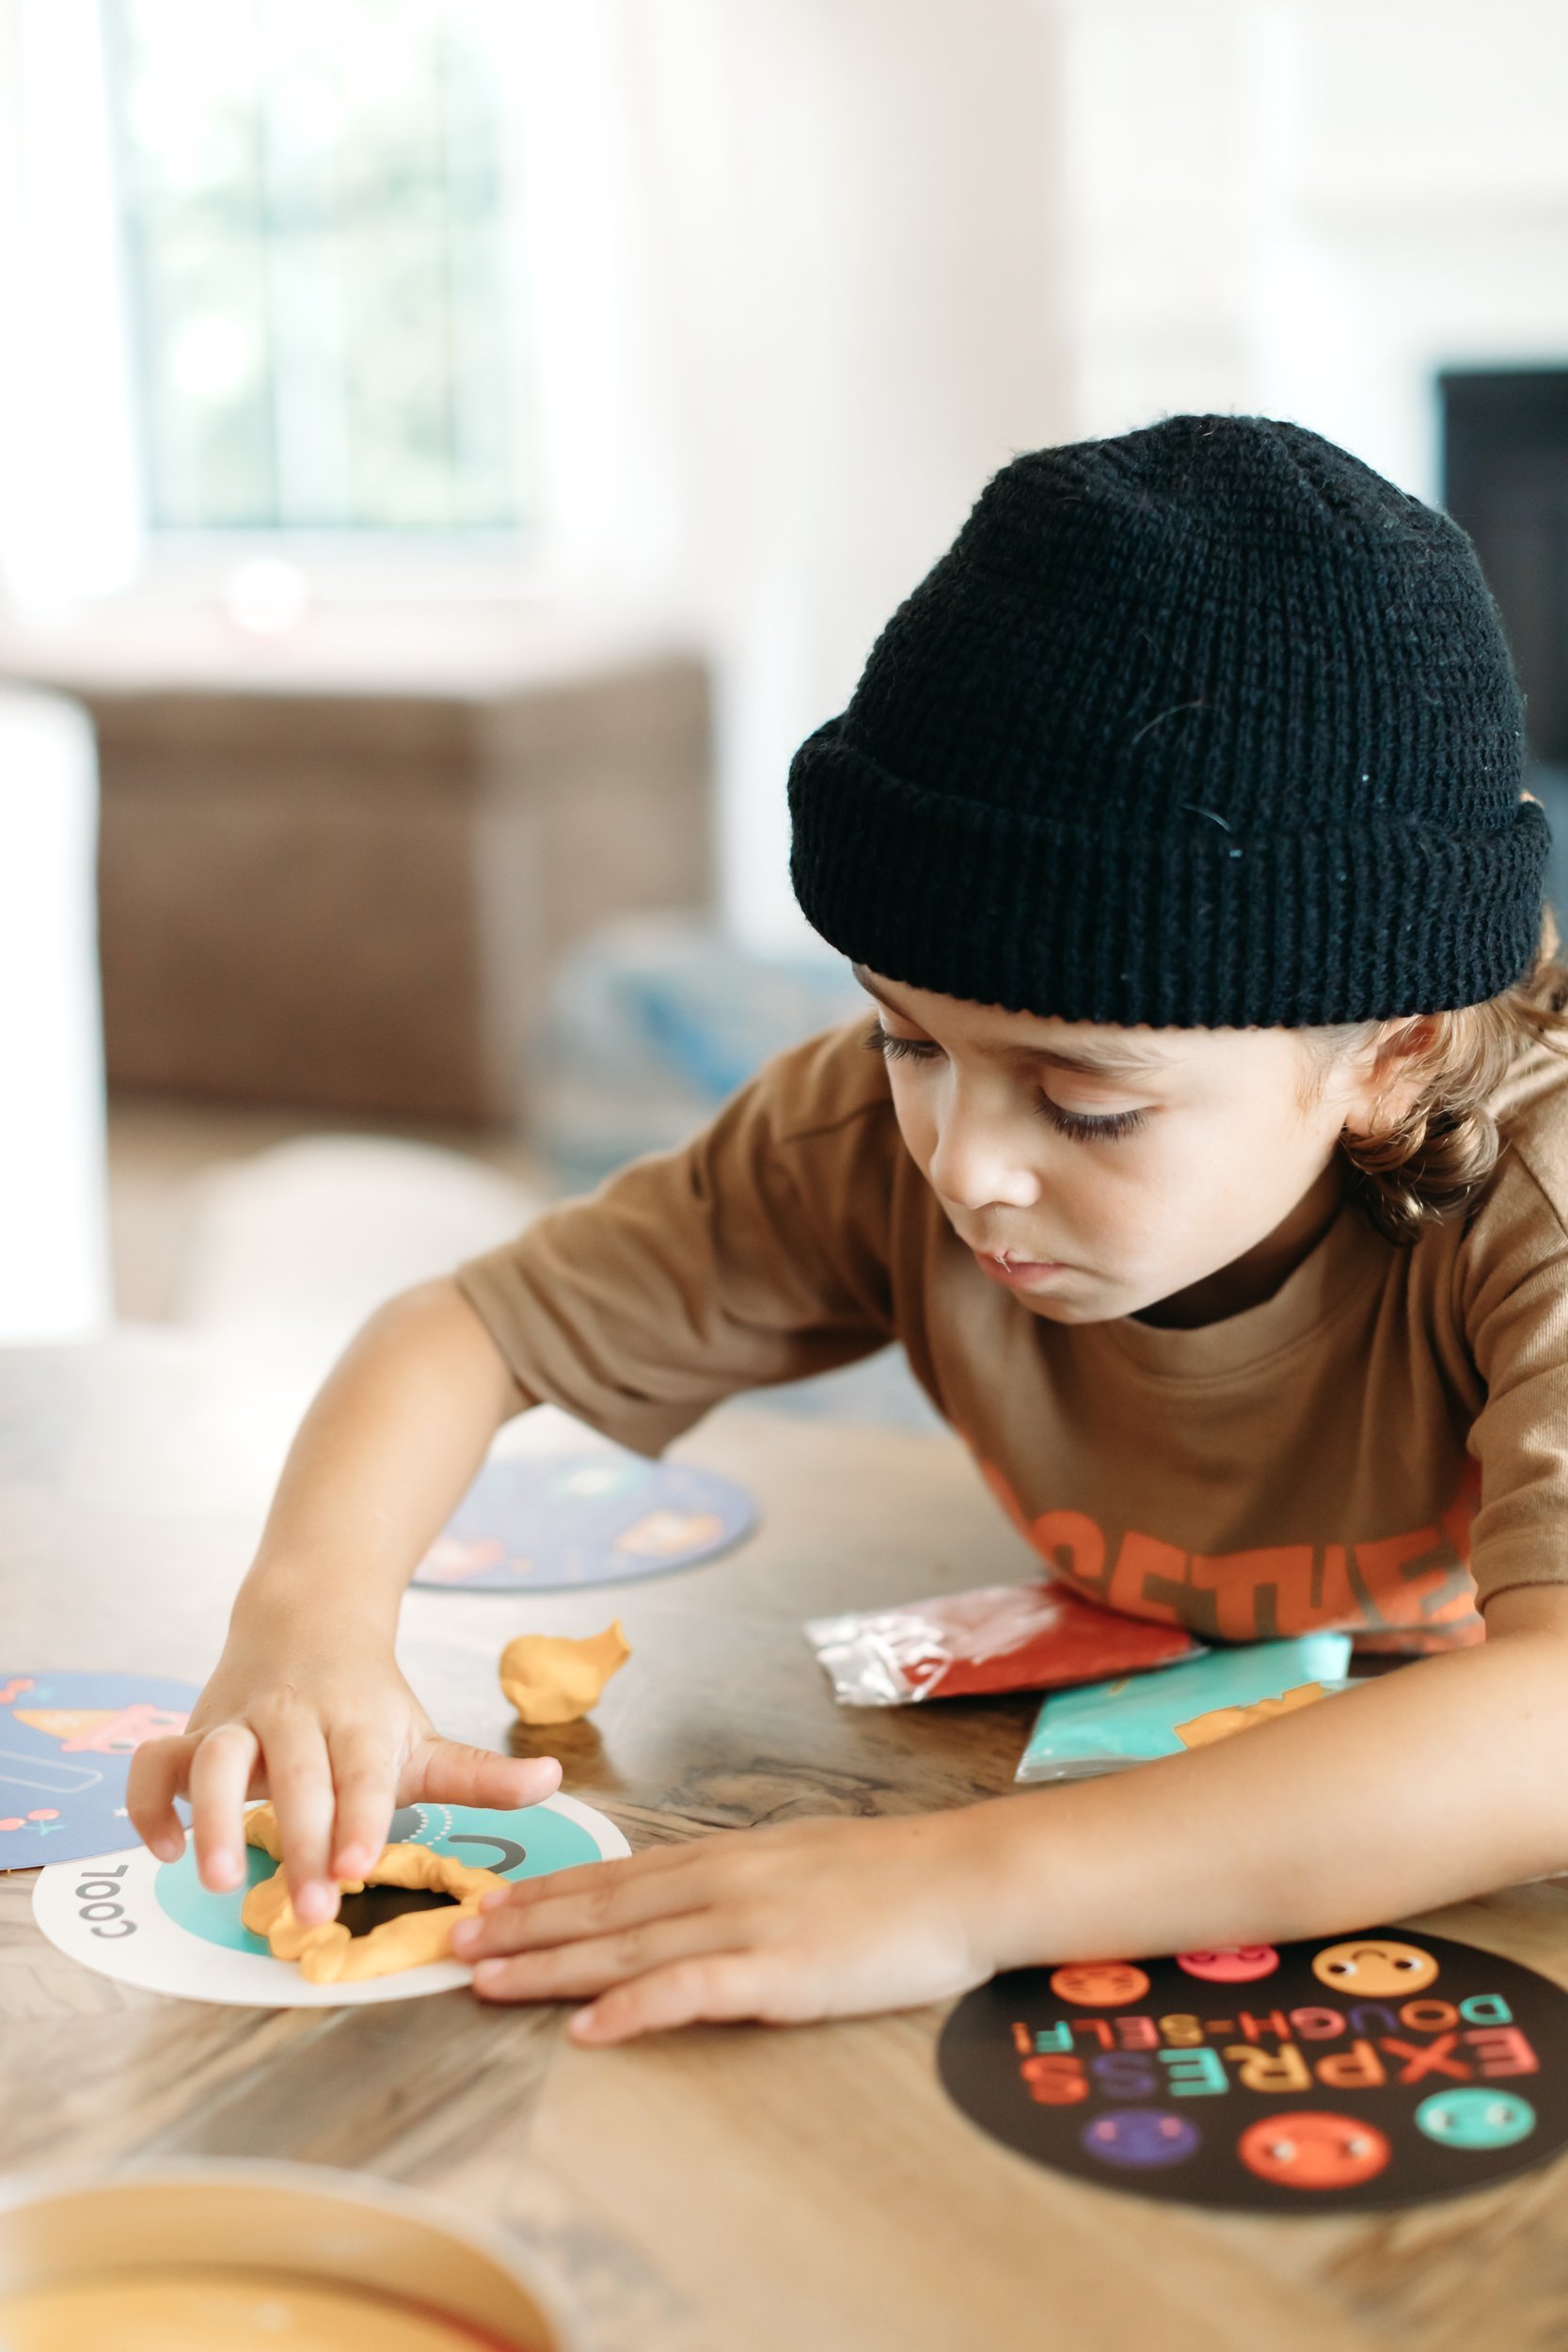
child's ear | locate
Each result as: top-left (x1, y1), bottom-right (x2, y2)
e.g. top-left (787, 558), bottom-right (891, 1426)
top-left (1343, 1016), bottom-right (1440, 1140)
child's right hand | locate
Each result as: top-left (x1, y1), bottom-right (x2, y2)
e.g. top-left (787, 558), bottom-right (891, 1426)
top-left (126, 1615), bottom-right (562, 1928)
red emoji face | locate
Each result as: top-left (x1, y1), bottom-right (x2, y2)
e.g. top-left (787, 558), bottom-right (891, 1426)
top-left (1050, 1961), bottom-right (1150, 2007)
top-left (1177, 1945), bottom-right (1280, 1983)
top-left (1237, 2111), bottom-right (1391, 2191)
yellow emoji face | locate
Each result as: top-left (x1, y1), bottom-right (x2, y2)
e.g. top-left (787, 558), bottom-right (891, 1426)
top-left (1310, 1938), bottom-right (1438, 1996)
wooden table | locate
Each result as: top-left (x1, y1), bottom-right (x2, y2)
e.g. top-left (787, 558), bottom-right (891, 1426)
top-left (3, 1330), bottom-right (1568, 2352)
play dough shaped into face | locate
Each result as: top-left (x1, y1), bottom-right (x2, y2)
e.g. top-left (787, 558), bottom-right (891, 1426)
top-left (1311, 1938), bottom-right (1439, 1996)
top-left (1237, 2111), bottom-right (1391, 2190)
top-left (1081, 2109), bottom-right (1200, 2169)
top-left (240, 1807), bottom-right (503, 1983)
top-left (1050, 1961), bottom-right (1150, 2007)
top-left (1177, 1946), bottom-right (1280, 1983)
top-left (499, 1621), bottom-right (631, 1725)
top-left (1416, 2089), bottom-right (1536, 2151)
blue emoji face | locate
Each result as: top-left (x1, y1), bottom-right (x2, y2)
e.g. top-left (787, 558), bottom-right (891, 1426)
top-left (1081, 2108), bottom-right (1201, 2169)
top-left (1415, 2090), bottom-right (1536, 2152)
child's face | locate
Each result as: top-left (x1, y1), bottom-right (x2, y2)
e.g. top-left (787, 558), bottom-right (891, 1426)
top-left (857, 965), bottom-right (1386, 1326)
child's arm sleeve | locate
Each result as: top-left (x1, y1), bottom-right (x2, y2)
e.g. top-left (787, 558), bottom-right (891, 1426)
top-left (453, 1024), bottom-right (900, 1456)
top-left (1460, 1147), bottom-right (1568, 1604)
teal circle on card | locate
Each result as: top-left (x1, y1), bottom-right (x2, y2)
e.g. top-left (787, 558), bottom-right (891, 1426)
top-left (154, 1839), bottom-right (277, 1952)
top-left (154, 1800), bottom-right (606, 1953)
top-left (1415, 2088), bottom-right (1536, 2151)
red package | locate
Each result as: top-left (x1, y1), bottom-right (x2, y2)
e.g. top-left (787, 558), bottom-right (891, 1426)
top-left (804, 1581), bottom-right (1201, 1705)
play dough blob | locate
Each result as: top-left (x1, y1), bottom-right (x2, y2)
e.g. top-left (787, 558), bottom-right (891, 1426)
top-left (240, 1806), bottom-right (504, 1983)
top-left (0, 2271), bottom-right (530, 2351)
top-left (499, 1621), bottom-right (631, 1724)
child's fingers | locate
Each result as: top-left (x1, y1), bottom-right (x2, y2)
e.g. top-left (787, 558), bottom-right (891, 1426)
top-left (567, 1953), bottom-right (772, 2044)
top-left (402, 1737), bottom-right (562, 1814)
top-left (468, 1911), bottom-right (736, 2005)
top-left (455, 1857), bottom-right (710, 1960)
top-left (477, 1839), bottom-right (709, 1917)
top-left (187, 1723), bottom-right (261, 1890)
top-left (125, 1733), bottom-right (199, 1861)
top-left (260, 1713), bottom-right (338, 1924)
top-left (325, 1725), bottom-right (400, 1879)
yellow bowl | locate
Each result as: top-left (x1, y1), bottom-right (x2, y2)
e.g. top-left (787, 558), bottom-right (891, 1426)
top-left (0, 2161), bottom-right (575, 2350)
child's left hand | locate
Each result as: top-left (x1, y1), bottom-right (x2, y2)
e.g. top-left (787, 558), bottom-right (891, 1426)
top-left (449, 1808), bottom-right (1001, 2042)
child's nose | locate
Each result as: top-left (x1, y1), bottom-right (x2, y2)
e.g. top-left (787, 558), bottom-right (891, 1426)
top-left (927, 1106), bottom-right (1040, 1214)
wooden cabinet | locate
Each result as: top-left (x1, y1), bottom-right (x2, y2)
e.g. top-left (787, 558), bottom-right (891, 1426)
top-left (67, 656), bottom-right (711, 1122)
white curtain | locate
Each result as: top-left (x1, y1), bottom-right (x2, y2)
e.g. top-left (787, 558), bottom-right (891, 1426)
top-left (0, 689), bottom-right (109, 1339)
top-left (0, 0), bottom-right (142, 612)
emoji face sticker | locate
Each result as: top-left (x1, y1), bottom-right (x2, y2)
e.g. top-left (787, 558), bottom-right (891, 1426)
top-left (1081, 2109), bottom-right (1200, 2169)
top-left (1237, 2112), bottom-right (1391, 2191)
top-left (1177, 1946), bottom-right (1280, 1984)
top-left (1416, 2090), bottom-right (1536, 2152)
top-left (1311, 1939), bottom-right (1438, 1996)
top-left (1050, 1962), bottom-right (1150, 2007)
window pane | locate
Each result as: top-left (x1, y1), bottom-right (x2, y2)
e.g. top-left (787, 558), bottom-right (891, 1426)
top-left (103, 0), bottom-right (527, 532)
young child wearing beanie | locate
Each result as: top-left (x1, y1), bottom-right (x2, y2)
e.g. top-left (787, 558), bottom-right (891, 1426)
top-left (131, 416), bottom-right (1568, 2043)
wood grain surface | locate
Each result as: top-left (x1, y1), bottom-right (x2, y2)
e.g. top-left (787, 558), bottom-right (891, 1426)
top-left (2, 1332), bottom-right (1567, 2351)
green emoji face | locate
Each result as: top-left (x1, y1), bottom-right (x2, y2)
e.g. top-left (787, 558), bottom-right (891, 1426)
top-left (1415, 2090), bottom-right (1536, 2151)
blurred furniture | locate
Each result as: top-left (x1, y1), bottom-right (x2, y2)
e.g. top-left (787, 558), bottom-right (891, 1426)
top-left (0, 687), bottom-right (109, 1337)
top-left (531, 912), bottom-right (865, 1187)
top-left (4, 1327), bottom-right (1566, 2351)
top-left (7, 650), bottom-right (711, 1124)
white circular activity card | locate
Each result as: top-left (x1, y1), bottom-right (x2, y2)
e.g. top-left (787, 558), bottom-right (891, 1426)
top-left (32, 1793), bottom-right (629, 2007)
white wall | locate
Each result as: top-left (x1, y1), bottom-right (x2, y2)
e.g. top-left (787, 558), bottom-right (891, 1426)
top-left (1056, 0), bottom-right (1568, 501)
top-left (520, 0), bottom-right (1069, 947)
top-left (529, 0), bottom-right (1568, 946)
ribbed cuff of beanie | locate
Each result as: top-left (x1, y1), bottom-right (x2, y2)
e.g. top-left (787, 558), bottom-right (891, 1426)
top-left (788, 721), bottom-right (1551, 1025)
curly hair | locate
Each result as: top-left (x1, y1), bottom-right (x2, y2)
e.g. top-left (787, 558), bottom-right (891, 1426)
top-left (1316, 915), bottom-right (1568, 1245)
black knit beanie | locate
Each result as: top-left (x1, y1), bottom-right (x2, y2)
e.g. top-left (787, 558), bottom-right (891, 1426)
top-left (788, 413), bottom-right (1547, 1025)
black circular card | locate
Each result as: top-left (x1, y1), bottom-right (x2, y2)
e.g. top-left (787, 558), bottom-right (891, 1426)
top-left (938, 1930), bottom-right (1568, 2212)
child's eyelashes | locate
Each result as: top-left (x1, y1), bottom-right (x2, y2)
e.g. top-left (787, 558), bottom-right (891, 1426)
top-left (864, 1020), bottom-right (1147, 1144)
top-left (863, 1019), bottom-right (940, 1063)
top-left (1036, 1099), bottom-right (1147, 1145)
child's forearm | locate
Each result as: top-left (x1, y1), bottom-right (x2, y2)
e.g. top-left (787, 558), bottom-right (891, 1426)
top-left (980, 1587), bottom-right (1568, 1968)
top-left (127, 1277), bottom-right (557, 1913)
top-left (232, 1277), bottom-right (528, 1639)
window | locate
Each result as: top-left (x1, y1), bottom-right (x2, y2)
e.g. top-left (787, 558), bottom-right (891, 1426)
top-left (102, 0), bottom-right (528, 534)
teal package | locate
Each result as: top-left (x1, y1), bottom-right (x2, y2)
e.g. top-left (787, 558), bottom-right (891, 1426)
top-left (1014, 1632), bottom-right (1354, 1782)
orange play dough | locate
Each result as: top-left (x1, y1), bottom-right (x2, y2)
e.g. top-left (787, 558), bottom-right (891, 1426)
top-left (499, 1621), bottom-right (630, 1725)
top-left (1174, 1680), bottom-right (1329, 1750)
top-left (0, 2271), bottom-right (514, 2350)
top-left (240, 1806), bottom-right (503, 1983)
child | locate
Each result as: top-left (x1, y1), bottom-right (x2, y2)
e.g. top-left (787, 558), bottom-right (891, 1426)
top-left (129, 414), bottom-right (1568, 2046)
